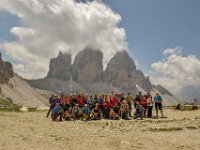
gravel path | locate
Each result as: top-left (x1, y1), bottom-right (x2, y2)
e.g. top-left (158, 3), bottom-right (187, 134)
top-left (1, 109), bottom-right (200, 150)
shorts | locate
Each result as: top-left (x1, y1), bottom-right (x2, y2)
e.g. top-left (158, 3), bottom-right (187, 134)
top-left (155, 102), bottom-right (162, 110)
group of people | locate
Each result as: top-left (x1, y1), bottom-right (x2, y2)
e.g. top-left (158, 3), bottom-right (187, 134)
top-left (46, 91), bottom-right (164, 122)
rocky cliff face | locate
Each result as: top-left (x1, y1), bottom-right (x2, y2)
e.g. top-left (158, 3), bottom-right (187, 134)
top-left (134, 69), bottom-right (153, 92)
top-left (71, 48), bottom-right (104, 82)
top-left (156, 84), bottom-right (173, 96)
top-left (47, 51), bottom-right (71, 81)
top-left (104, 51), bottom-right (136, 90)
top-left (0, 52), bottom-right (14, 84)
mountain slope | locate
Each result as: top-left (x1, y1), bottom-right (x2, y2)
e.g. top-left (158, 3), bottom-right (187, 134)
top-left (1, 75), bottom-right (48, 107)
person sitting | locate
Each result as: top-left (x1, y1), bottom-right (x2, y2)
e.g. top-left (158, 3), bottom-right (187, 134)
top-left (62, 99), bottom-right (72, 121)
top-left (120, 100), bottom-right (130, 120)
top-left (52, 102), bottom-right (63, 121)
top-left (82, 104), bottom-right (90, 121)
top-left (176, 104), bottom-right (181, 110)
top-left (193, 99), bottom-right (198, 110)
top-left (72, 104), bottom-right (83, 121)
top-left (90, 103), bottom-right (100, 120)
top-left (134, 101), bottom-right (143, 120)
top-left (109, 107), bottom-right (119, 120)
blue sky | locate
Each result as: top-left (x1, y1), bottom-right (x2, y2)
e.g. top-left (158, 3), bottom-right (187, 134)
top-left (103, 0), bottom-right (200, 73)
top-left (0, 0), bottom-right (200, 73)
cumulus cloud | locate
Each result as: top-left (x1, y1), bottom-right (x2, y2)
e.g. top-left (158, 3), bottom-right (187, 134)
top-left (0, 0), bottom-right (127, 79)
top-left (150, 47), bottom-right (200, 101)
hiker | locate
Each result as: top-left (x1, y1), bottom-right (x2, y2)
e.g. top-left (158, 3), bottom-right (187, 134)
top-left (154, 92), bottom-right (164, 118)
top-left (59, 94), bottom-right (65, 104)
top-left (138, 92), bottom-right (143, 100)
top-left (120, 100), bottom-right (130, 120)
top-left (147, 95), bottom-right (154, 118)
top-left (176, 104), bottom-right (181, 110)
top-left (119, 93), bottom-right (125, 103)
top-left (95, 95), bottom-right (103, 117)
top-left (134, 95), bottom-right (140, 108)
top-left (109, 106), bottom-right (119, 120)
top-left (90, 103), bottom-right (100, 120)
top-left (72, 104), bottom-right (83, 120)
top-left (87, 95), bottom-right (95, 110)
top-left (126, 92), bottom-right (133, 117)
top-left (134, 101), bottom-right (143, 120)
top-left (46, 94), bottom-right (59, 118)
top-left (141, 95), bottom-right (148, 117)
top-left (52, 102), bottom-right (63, 121)
top-left (71, 94), bottom-right (78, 107)
top-left (77, 95), bottom-right (85, 108)
top-left (192, 98), bottom-right (198, 110)
top-left (102, 95), bottom-right (110, 118)
top-left (82, 104), bottom-right (90, 121)
top-left (111, 94), bottom-right (121, 117)
top-left (62, 98), bottom-right (72, 120)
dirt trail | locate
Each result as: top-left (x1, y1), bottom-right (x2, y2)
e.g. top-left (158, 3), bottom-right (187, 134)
top-left (1, 109), bottom-right (200, 150)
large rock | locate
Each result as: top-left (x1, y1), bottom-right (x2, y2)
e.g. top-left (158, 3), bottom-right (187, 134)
top-left (134, 69), bottom-right (153, 92)
top-left (104, 51), bottom-right (136, 91)
top-left (0, 52), bottom-right (14, 84)
top-left (71, 48), bottom-right (104, 82)
top-left (47, 51), bottom-right (71, 81)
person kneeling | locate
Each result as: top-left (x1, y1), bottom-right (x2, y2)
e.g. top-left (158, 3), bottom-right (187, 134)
top-left (134, 101), bottom-right (143, 120)
top-left (109, 107), bottom-right (119, 120)
top-left (82, 104), bottom-right (90, 121)
top-left (120, 100), bottom-right (130, 120)
top-left (90, 103), bottom-right (100, 120)
top-left (72, 104), bottom-right (83, 121)
top-left (52, 102), bottom-right (63, 121)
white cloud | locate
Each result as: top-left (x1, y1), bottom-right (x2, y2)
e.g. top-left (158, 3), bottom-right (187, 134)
top-left (0, 0), bottom-right (127, 79)
top-left (150, 47), bottom-right (200, 101)
top-left (162, 47), bottom-right (182, 56)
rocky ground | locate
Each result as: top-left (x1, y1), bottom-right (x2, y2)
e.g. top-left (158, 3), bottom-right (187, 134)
top-left (1, 109), bottom-right (200, 150)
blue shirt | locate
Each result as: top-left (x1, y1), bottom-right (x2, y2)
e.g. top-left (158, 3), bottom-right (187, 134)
top-left (82, 107), bottom-right (90, 114)
top-left (154, 95), bottom-right (162, 103)
top-left (53, 106), bottom-right (62, 114)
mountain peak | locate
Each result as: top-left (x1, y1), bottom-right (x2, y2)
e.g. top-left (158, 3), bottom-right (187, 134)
top-left (47, 51), bottom-right (71, 81)
top-left (0, 52), bottom-right (14, 84)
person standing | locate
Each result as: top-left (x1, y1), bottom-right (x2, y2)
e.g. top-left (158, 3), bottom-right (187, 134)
top-left (154, 92), bottom-right (164, 118)
top-left (141, 95), bottom-right (148, 117)
top-left (46, 94), bottom-right (59, 118)
top-left (126, 92), bottom-right (133, 117)
top-left (192, 98), bottom-right (198, 110)
top-left (147, 95), bottom-right (154, 118)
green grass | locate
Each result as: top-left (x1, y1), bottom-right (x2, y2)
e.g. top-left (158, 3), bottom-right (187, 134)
top-left (28, 107), bottom-right (37, 112)
top-left (0, 98), bottom-right (22, 112)
top-left (149, 127), bottom-right (183, 132)
top-left (166, 105), bottom-right (199, 111)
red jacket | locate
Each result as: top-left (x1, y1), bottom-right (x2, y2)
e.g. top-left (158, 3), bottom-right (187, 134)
top-left (141, 98), bottom-right (147, 107)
